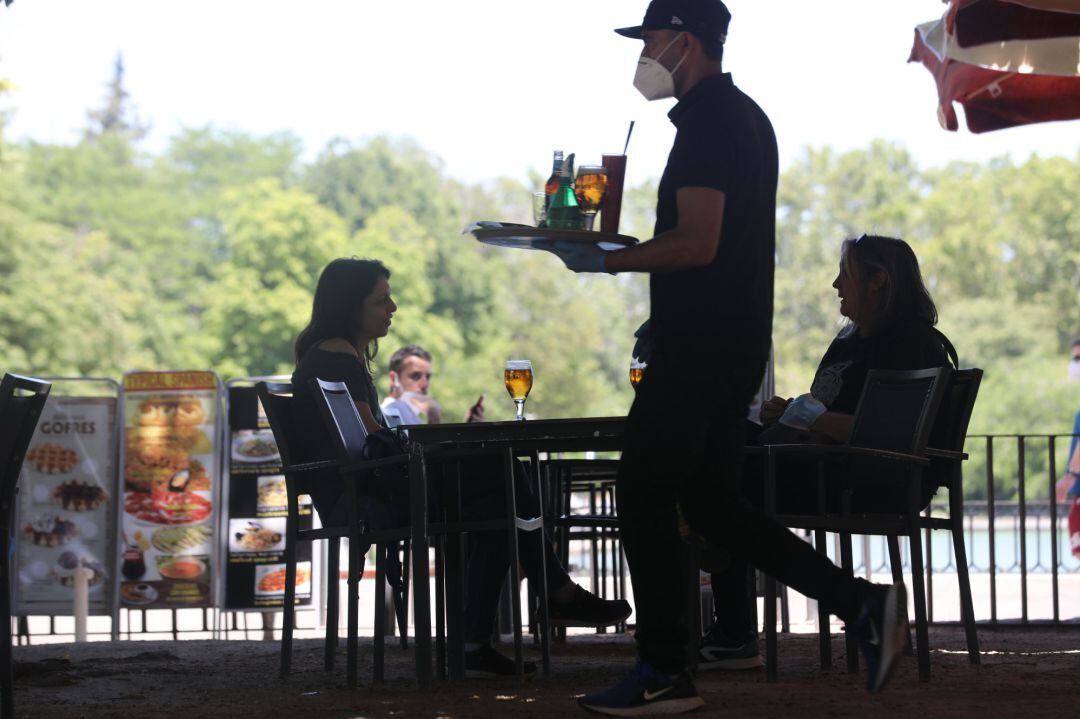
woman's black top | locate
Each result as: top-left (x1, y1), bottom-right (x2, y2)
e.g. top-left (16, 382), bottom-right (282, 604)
top-left (810, 320), bottom-right (951, 415)
top-left (289, 348), bottom-right (385, 518)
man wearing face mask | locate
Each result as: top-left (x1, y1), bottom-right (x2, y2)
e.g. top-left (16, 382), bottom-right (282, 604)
top-left (381, 344), bottom-right (485, 425)
top-left (557, 2), bottom-right (910, 715)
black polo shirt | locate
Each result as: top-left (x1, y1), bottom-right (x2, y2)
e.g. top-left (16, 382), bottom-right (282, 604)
top-left (651, 72), bottom-right (777, 362)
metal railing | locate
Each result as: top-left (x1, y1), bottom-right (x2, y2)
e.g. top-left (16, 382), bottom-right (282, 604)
top-left (12, 433), bottom-right (1080, 642)
top-left (835, 433), bottom-right (1079, 626)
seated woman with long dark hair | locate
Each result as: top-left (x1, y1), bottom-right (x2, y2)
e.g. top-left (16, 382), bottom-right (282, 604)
top-left (699, 235), bottom-right (956, 671)
top-left (290, 257), bottom-right (630, 677)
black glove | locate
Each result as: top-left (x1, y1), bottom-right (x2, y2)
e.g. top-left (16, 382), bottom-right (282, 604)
top-left (632, 319), bottom-right (654, 364)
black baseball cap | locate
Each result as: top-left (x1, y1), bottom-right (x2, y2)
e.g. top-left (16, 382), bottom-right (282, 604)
top-left (615, 0), bottom-right (731, 44)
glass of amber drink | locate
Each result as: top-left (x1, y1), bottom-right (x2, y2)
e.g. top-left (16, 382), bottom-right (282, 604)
top-left (629, 360), bottom-right (646, 389)
top-left (504, 360), bottom-right (534, 421)
top-left (573, 165), bottom-right (608, 231)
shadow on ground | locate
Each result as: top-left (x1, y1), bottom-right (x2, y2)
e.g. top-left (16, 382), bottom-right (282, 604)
top-left (11, 627), bottom-right (1077, 718)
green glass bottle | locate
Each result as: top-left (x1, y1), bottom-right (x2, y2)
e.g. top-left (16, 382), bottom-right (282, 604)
top-left (544, 150), bottom-right (564, 211)
top-left (545, 153), bottom-right (582, 231)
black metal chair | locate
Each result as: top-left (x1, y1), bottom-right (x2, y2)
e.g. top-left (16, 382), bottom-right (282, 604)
top-left (540, 459), bottom-right (627, 637)
top-left (839, 369), bottom-right (982, 673)
top-left (310, 379), bottom-right (551, 684)
top-left (762, 367), bottom-right (951, 682)
top-left (0, 374), bottom-right (52, 719)
top-left (911, 368), bottom-right (983, 664)
top-left (256, 381), bottom-right (410, 685)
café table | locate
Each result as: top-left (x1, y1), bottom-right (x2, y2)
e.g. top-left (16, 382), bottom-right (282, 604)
top-left (398, 417), bottom-right (626, 680)
top-left (401, 416), bottom-right (626, 453)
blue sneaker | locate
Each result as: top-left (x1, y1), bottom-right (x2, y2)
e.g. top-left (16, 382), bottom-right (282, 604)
top-left (578, 660), bottom-right (704, 716)
top-left (851, 582), bottom-right (909, 693)
top-left (697, 626), bottom-right (763, 671)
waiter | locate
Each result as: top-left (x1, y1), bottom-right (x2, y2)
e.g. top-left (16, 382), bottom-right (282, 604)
top-left (547, 1), bottom-right (909, 715)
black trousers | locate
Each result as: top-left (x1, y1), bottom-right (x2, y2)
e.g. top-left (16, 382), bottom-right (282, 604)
top-left (436, 456), bottom-right (571, 644)
top-left (707, 437), bottom-right (831, 639)
top-left (617, 343), bottom-right (868, 673)
top-left (709, 422), bottom-right (939, 638)
top-left (325, 454), bottom-right (571, 645)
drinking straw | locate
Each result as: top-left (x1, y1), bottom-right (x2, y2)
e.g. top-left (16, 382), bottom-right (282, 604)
top-left (623, 121), bottom-right (635, 155)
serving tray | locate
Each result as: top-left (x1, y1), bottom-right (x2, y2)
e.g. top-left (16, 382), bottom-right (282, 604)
top-left (465, 222), bottom-right (638, 251)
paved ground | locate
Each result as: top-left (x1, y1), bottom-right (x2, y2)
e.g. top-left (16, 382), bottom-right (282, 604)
top-left (11, 627), bottom-right (1078, 718)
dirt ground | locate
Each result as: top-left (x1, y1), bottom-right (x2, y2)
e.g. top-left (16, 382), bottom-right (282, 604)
top-left (10, 627), bottom-right (1078, 718)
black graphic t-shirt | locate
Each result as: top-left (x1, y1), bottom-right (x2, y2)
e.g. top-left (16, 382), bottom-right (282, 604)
top-left (810, 321), bottom-right (950, 414)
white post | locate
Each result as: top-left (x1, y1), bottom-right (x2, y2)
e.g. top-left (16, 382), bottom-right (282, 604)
top-left (73, 567), bottom-right (90, 642)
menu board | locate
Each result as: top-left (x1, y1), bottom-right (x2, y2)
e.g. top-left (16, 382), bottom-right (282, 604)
top-left (15, 396), bottom-right (117, 614)
top-left (118, 371), bottom-right (220, 609)
top-left (223, 385), bottom-right (314, 609)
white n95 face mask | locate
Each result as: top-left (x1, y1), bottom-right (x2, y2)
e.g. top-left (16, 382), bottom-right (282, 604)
top-left (633, 33), bottom-right (687, 101)
top-left (1069, 359), bottom-right (1080, 382)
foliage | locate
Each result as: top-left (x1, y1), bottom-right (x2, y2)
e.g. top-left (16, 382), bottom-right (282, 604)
top-left (0, 67), bottom-right (1077, 498)
top-left (84, 54), bottom-right (148, 144)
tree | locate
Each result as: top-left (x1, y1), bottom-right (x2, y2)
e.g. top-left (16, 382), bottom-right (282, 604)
top-left (163, 126), bottom-right (302, 193)
top-left (84, 53), bottom-right (148, 144)
top-left (303, 135), bottom-right (457, 235)
top-left (198, 179), bottom-right (351, 377)
top-left (2, 70), bottom-right (1078, 498)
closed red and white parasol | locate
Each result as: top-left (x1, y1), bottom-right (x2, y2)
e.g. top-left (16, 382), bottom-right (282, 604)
top-left (909, 0), bottom-right (1080, 132)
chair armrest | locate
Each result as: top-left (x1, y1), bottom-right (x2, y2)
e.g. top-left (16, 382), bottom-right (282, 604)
top-left (924, 447), bottom-right (968, 461)
top-left (765, 443), bottom-right (930, 466)
top-left (337, 454), bottom-right (412, 476)
top-left (281, 459), bottom-right (337, 475)
top-left (422, 445), bottom-right (507, 463)
top-left (336, 445), bottom-right (504, 478)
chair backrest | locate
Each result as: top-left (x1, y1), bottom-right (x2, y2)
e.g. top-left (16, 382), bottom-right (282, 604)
top-left (0, 374), bottom-right (52, 529)
top-left (254, 381), bottom-right (299, 469)
top-left (927, 368), bottom-right (984, 454)
top-left (309, 379), bottom-right (370, 465)
top-left (849, 367), bottom-right (950, 455)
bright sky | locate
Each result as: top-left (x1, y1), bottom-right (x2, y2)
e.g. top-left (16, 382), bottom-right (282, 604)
top-left (1, 0), bottom-right (1077, 189)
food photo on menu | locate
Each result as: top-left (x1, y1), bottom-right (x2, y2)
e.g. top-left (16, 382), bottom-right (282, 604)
top-left (256, 475), bottom-right (288, 514)
top-left (223, 385), bottom-right (316, 610)
top-left (119, 526), bottom-right (211, 607)
top-left (231, 429), bottom-right (280, 466)
top-left (120, 391), bottom-right (217, 608)
top-left (17, 422), bottom-right (113, 605)
top-left (254, 561), bottom-right (312, 603)
top-left (228, 518), bottom-right (286, 555)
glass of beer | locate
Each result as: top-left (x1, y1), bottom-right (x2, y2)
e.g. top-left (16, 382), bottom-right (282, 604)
top-left (504, 359), bottom-right (533, 421)
top-left (629, 360), bottom-right (646, 389)
top-left (573, 165), bottom-right (608, 231)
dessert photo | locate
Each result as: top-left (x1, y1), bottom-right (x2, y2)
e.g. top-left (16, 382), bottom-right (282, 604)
top-left (52, 479), bottom-right (108, 512)
top-left (52, 550), bottom-right (107, 587)
top-left (26, 442), bottom-right (79, 474)
top-left (23, 513), bottom-right (78, 547)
